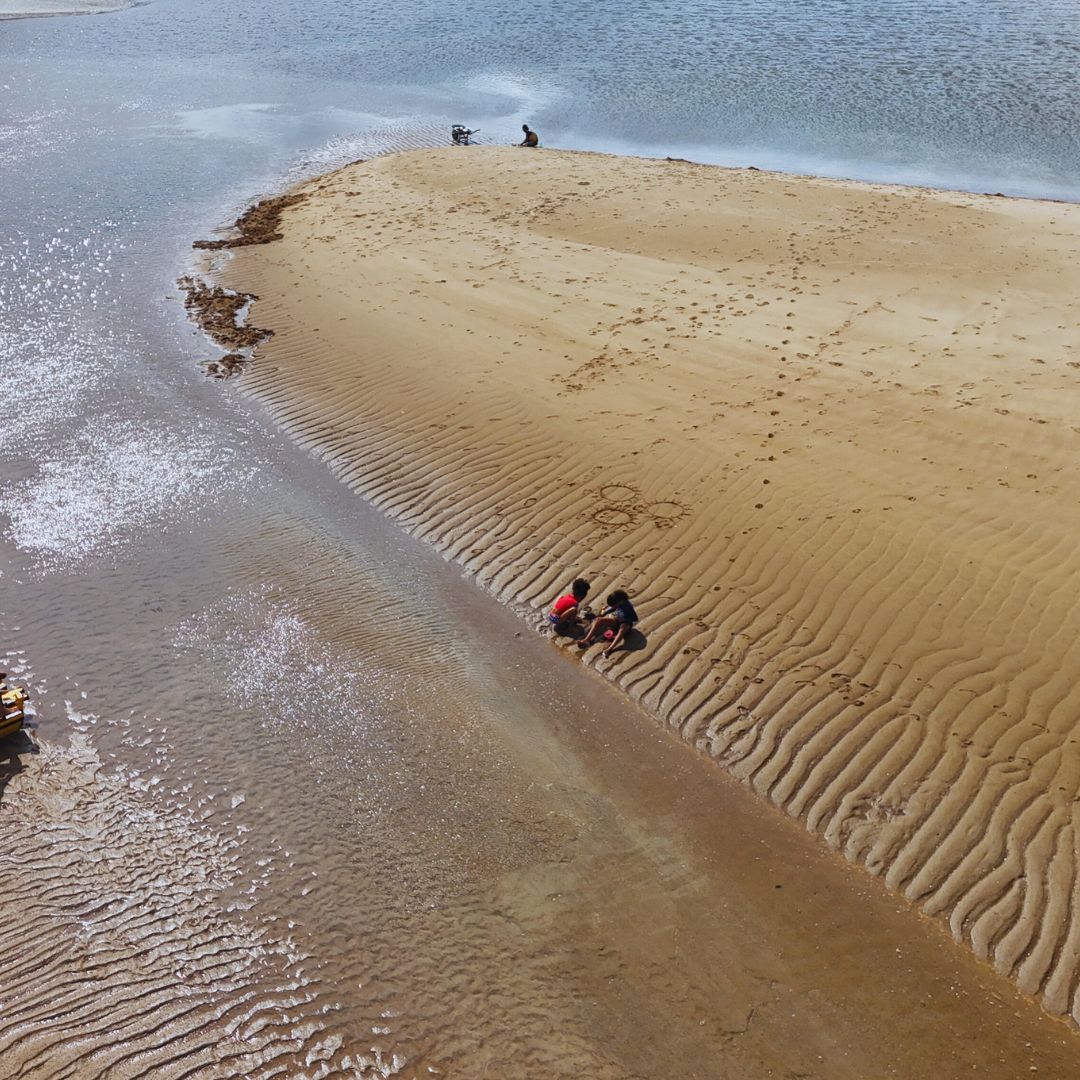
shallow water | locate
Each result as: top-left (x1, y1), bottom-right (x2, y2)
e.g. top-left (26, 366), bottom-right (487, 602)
top-left (3, 0), bottom-right (1080, 1075)
top-left (3, 0), bottom-right (1080, 201)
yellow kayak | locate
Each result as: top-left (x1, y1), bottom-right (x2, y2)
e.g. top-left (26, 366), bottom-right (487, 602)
top-left (1, 678), bottom-right (28, 741)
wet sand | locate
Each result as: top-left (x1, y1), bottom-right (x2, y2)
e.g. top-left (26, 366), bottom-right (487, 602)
top-left (4, 466), bottom-right (1080, 1076)
top-left (205, 145), bottom-right (1080, 1031)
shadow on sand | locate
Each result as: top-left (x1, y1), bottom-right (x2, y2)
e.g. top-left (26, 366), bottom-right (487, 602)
top-left (554, 625), bottom-right (648, 657)
top-left (619, 627), bottom-right (648, 652)
top-left (0, 730), bottom-right (38, 805)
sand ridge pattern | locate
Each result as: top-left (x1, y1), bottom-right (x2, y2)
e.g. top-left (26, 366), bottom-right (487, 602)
top-left (0, 714), bottom-right (406, 1078)
top-left (212, 147), bottom-right (1080, 1023)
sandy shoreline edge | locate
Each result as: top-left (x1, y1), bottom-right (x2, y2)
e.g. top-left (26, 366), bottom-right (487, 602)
top-left (190, 145), bottom-right (1080, 1025)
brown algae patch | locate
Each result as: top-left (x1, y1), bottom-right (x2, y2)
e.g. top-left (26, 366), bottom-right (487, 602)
top-left (184, 191), bottom-right (311, 376)
top-left (178, 276), bottom-right (270, 379)
top-left (193, 191), bottom-right (309, 250)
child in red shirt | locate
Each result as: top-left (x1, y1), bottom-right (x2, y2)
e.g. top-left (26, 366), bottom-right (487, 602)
top-left (548, 578), bottom-right (591, 634)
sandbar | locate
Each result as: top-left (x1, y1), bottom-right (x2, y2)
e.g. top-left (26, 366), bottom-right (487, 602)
top-left (201, 145), bottom-right (1080, 1024)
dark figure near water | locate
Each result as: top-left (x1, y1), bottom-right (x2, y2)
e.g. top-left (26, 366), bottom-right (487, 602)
top-left (577, 590), bottom-right (638, 657)
top-left (520, 124), bottom-right (539, 147)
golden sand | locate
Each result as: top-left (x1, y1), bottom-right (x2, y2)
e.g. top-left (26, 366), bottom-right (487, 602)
top-left (210, 146), bottom-right (1080, 1022)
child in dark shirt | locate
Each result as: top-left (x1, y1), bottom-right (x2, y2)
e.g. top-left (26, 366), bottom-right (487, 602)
top-left (577, 590), bottom-right (638, 656)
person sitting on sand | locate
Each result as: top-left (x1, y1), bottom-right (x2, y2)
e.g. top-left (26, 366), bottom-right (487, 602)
top-left (519, 124), bottom-right (539, 147)
top-left (577, 590), bottom-right (638, 656)
top-left (548, 578), bottom-right (590, 634)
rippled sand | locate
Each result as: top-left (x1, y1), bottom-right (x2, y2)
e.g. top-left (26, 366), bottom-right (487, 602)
top-left (0, 724), bottom-right (353, 1076)
top-left (6, 589), bottom-right (1080, 1078)
top-left (212, 146), bottom-right (1080, 1026)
